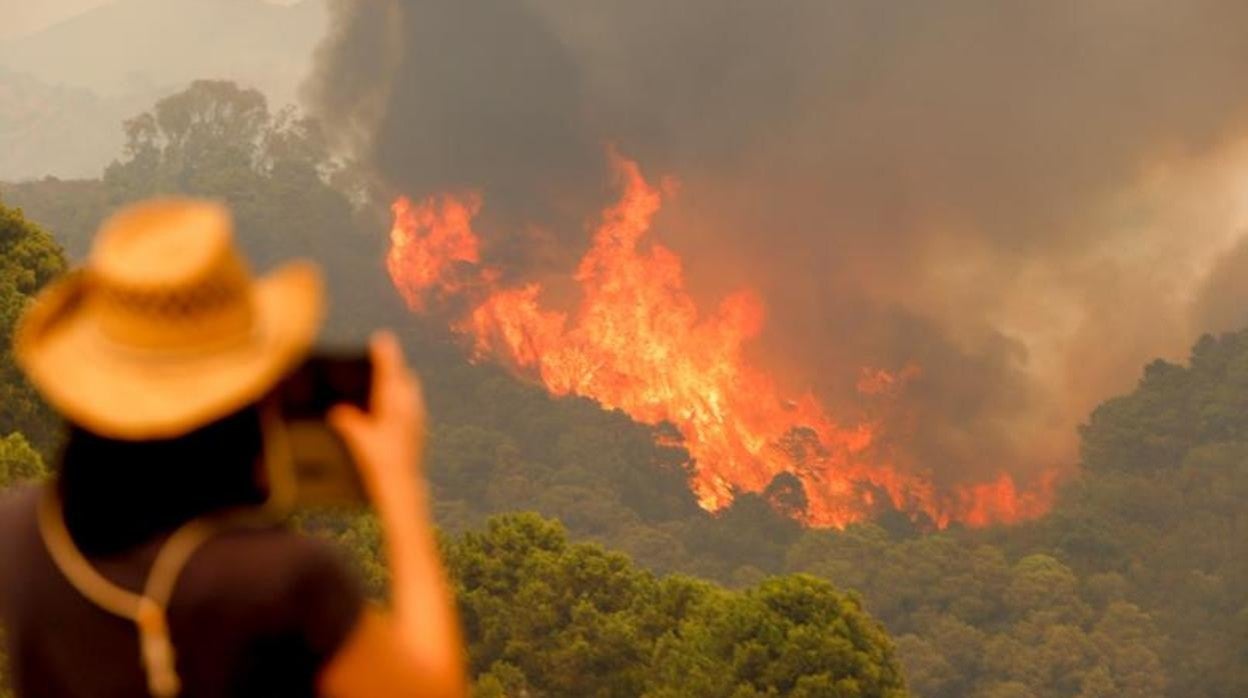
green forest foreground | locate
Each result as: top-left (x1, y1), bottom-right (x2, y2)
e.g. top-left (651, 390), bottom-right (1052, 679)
top-left (1, 81), bottom-right (1245, 697)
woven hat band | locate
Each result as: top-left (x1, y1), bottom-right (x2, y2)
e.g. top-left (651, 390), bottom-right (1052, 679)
top-left (92, 250), bottom-right (257, 352)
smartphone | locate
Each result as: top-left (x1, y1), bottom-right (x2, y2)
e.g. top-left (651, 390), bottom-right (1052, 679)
top-left (273, 353), bottom-right (373, 507)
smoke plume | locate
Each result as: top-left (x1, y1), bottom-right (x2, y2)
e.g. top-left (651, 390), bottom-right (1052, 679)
top-left (306, 0), bottom-right (1248, 503)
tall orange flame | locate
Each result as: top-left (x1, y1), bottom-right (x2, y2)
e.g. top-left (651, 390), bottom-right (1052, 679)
top-left (386, 151), bottom-right (1056, 528)
top-left (387, 192), bottom-right (483, 310)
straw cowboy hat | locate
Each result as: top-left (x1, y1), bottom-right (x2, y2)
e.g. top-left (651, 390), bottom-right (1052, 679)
top-left (15, 198), bottom-right (324, 440)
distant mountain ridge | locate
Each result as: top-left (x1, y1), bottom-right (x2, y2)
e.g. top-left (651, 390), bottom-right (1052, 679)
top-left (0, 0), bottom-right (326, 181)
top-left (0, 0), bottom-right (326, 102)
top-left (0, 66), bottom-right (153, 181)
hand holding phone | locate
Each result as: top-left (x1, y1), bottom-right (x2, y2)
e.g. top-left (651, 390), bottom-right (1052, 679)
top-left (273, 352), bottom-right (374, 506)
top-left (327, 332), bottom-right (430, 514)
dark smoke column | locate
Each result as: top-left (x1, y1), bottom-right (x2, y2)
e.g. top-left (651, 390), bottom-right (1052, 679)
top-left (307, 0), bottom-right (603, 243)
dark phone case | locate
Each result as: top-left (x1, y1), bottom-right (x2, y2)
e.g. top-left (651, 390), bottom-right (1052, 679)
top-left (275, 354), bottom-right (372, 507)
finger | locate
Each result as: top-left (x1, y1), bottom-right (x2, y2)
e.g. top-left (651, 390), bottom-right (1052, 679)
top-left (372, 330), bottom-right (405, 380)
top-left (367, 331), bottom-right (399, 413)
top-left (375, 334), bottom-right (420, 413)
top-left (328, 404), bottom-right (370, 447)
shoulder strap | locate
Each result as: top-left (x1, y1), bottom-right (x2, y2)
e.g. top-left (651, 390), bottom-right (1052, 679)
top-left (36, 487), bottom-right (274, 698)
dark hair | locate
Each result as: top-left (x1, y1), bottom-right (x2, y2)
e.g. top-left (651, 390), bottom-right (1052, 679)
top-left (58, 406), bottom-right (270, 556)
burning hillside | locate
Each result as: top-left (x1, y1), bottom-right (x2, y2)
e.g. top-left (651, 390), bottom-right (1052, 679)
top-left (310, 1), bottom-right (1248, 533)
top-left (386, 150), bottom-right (1056, 528)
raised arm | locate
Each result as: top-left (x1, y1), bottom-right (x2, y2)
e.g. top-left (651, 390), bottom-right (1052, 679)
top-left (319, 332), bottom-right (467, 698)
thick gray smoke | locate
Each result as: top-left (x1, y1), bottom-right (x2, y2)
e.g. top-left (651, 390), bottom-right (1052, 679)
top-left (306, 0), bottom-right (1248, 490)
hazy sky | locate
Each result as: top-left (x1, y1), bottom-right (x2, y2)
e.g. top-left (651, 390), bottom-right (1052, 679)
top-left (0, 0), bottom-right (106, 40)
top-left (0, 0), bottom-right (300, 40)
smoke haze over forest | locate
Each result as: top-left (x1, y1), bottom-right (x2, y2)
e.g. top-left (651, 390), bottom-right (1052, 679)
top-left (308, 0), bottom-right (1248, 493)
top-left (4, 3), bottom-right (1248, 694)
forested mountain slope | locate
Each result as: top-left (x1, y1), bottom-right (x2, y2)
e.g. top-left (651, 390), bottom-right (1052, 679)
top-left (0, 88), bottom-right (910, 695)
top-left (3, 81), bottom-right (1246, 697)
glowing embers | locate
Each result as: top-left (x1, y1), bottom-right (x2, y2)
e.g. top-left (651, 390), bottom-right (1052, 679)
top-left (387, 151), bottom-right (1054, 528)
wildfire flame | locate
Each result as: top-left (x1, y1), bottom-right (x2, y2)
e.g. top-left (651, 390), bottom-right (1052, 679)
top-left (387, 192), bottom-right (483, 310)
top-left (386, 150), bottom-right (1056, 528)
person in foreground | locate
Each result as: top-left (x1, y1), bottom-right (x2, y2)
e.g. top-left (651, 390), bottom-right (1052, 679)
top-left (0, 199), bottom-right (467, 697)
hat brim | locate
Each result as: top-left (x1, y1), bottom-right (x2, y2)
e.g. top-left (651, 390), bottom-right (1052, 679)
top-left (15, 262), bottom-right (325, 441)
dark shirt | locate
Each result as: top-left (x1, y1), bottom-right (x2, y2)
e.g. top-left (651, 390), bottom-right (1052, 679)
top-left (0, 487), bottom-right (364, 698)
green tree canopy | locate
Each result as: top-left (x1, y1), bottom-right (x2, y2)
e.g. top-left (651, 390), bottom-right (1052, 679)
top-left (444, 513), bottom-right (908, 697)
top-left (5, 79), bottom-right (398, 342)
top-left (0, 431), bottom-right (46, 490)
top-left (0, 201), bottom-right (66, 455)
